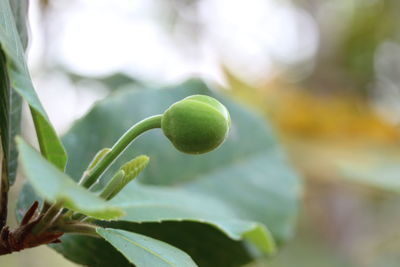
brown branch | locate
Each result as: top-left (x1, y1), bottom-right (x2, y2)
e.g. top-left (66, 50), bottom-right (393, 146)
top-left (0, 201), bottom-right (64, 255)
top-left (0, 159), bottom-right (9, 229)
top-left (0, 169), bottom-right (101, 256)
top-left (0, 200), bottom-right (101, 255)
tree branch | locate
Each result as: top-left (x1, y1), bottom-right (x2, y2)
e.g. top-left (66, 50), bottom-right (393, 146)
top-left (0, 158), bottom-right (9, 229)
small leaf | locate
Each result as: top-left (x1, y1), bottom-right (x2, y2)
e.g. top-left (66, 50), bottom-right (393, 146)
top-left (0, 0), bottom-right (67, 171)
top-left (100, 155), bottom-right (149, 200)
top-left (121, 155), bottom-right (149, 181)
top-left (16, 137), bottom-right (124, 220)
top-left (30, 108), bottom-right (68, 171)
top-left (97, 228), bottom-right (197, 267)
top-left (99, 170), bottom-right (126, 200)
top-left (87, 148), bottom-right (111, 171)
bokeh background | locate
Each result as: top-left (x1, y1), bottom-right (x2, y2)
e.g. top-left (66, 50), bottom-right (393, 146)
top-left (2, 0), bottom-right (400, 266)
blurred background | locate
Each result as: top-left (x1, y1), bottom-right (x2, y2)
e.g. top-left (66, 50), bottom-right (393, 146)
top-left (3, 0), bottom-right (400, 266)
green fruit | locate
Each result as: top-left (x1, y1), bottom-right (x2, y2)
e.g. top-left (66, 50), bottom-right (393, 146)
top-left (161, 95), bottom-right (231, 154)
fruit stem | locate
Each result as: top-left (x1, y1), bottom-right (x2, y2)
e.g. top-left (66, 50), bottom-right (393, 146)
top-left (79, 115), bottom-right (162, 188)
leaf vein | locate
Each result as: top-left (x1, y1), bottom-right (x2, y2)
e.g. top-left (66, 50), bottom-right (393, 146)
top-left (113, 231), bottom-right (177, 267)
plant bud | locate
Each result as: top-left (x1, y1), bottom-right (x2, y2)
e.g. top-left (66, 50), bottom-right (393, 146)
top-left (161, 95), bottom-right (230, 154)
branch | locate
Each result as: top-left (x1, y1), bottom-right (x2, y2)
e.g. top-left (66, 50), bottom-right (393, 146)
top-left (0, 201), bottom-right (63, 255)
top-left (0, 158), bottom-right (9, 229)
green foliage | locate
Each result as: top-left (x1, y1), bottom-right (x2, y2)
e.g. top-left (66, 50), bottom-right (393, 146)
top-left (18, 80), bottom-right (300, 266)
top-left (110, 182), bottom-right (276, 253)
top-left (0, 0), bottom-right (24, 185)
top-left (79, 115), bottom-right (162, 189)
top-left (340, 0), bottom-right (397, 89)
top-left (16, 138), bottom-right (124, 220)
top-left (97, 228), bottom-right (197, 267)
top-left (0, 48), bottom-right (21, 185)
top-left (120, 155), bottom-right (149, 180)
top-left (100, 155), bottom-right (149, 200)
top-left (47, 222), bottom-right (245, 267)
top-left (0, 0), bottom-right (67, 176)
top-left (51, 234), bottom-right (132, 267)
top-left (87, 148), bottom-right (112, 171)
top-left (9, 0), bottom-right (29, 50)
top-left (104, 221), bottom-right (257, 267)
top-left (17, 80), bottom-right (300, 266)
top-left (5, 2), bottom-right (301, 265)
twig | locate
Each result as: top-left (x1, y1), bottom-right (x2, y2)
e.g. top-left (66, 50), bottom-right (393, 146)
top-left (0, 158), bottom-right (9, 229)
top-left (0, 201), bottom-right (64, 255)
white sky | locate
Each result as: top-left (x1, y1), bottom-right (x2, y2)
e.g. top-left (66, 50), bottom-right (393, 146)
top-left (26, 0), bottom-right (319, 133)
top-left (28, 0), bottom-right (318, 81)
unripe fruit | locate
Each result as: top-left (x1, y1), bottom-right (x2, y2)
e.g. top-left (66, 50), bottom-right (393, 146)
top-left (161, 95), bottom-right (231, 154)
top-left (80, 95), bottom-right (231, 189)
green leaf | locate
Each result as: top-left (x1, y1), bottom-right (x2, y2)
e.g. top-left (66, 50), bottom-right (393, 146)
top-left (101, 221), bottom-right (255, 267)
top-left (52, 234), bottom-right (132, 267)
top-left (0, 0), bottom-right (31, 184)
top-left (0, 0), bottom-right (67, 171)
top-left (0, 0), bottom-right (27, 185)
top-left (97, 228), bottom-right (197, 267)
top-left (109, 183), bottom-right (276, 255)
top-left (0, 47), bottom-right (21, 185)
top-left (100, 155), bottom-right (149, 200)
top-left (64, 79), bottom-right (301, 239)
top-left (9, 0), bottom-right (29, 50)
top-left (16, 137), bottom-right (124, 220)
top-left (17, 185), bottom-right (252, 267)
top-left (18, 80), bottom-right (301, 266)
top-left (87, 148), bottom-right (112, 171)
top-left (120, 155), bottom-right (149, 181)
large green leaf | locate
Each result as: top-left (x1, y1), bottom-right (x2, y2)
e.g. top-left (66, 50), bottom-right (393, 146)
top-left (16, 138), bottom-right (124, 220)
top-left (0, 0), bottom-right (67, 172)
top-left (97, 228), bottom-right (197, 267)
top-left (9, 0), bottom-right (29, 50)
top-left (50, 234), bottom-right (132, 267)
top-left (0, 0), bottom-right (28, 185)
top-left (16, 183), bottom-right (258, 267)
top-left (63, 80), bottom-right (301, 239)
top-left (110, 182), bottom-right (275, 254)
top-left (18, 80), bottom-right (301, 266)
top-left (0, 47), bottom-right (21, 185)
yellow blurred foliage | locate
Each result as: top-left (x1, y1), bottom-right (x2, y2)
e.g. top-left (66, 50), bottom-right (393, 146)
top-left (225, 72), bottom-right (400, 145)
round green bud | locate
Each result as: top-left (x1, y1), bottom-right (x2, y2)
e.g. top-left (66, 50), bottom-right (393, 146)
top-left (161, 95), bottom-right (231, 154)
